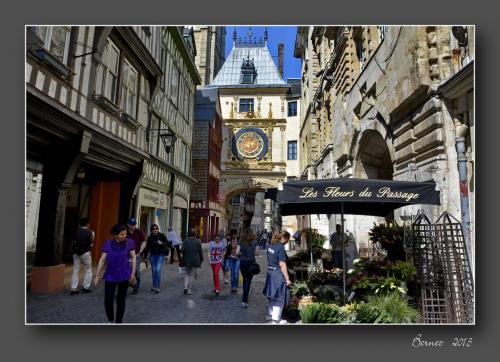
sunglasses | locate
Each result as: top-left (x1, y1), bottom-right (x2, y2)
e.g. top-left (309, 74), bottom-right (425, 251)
top-left (152, 227), bottom-right (159, 230)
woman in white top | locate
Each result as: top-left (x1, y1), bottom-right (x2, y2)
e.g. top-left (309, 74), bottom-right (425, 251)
top-left (208, 235), bottom-right (226, 296)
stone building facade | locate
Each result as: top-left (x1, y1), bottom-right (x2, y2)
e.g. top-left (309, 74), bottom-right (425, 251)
top-left (26, 26), bottom-right (200, 293)
top-left (192, 26), bottom-right (226, 86)
top-left (295, 26), bottom-right (475, 254)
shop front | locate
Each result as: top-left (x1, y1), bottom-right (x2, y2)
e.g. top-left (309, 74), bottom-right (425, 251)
top-left (138, 187), bottom-right (169, 235)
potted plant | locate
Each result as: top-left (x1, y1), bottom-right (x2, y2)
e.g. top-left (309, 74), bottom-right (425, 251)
top-left (368, 223), bottom-right (406, 261)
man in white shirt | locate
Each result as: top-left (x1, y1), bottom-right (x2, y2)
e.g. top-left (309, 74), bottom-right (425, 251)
top-left (167, 227), bottom-right (182, 264)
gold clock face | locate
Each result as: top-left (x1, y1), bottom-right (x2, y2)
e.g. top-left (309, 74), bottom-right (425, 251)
top-left (236, 131), bottom-right (264, 158)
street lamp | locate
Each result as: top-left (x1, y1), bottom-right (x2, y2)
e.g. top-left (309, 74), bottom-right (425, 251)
top-left (147, 128), bottom-right (177, 154)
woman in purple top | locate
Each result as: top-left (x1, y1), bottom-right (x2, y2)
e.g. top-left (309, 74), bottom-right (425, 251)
top-left (93, 224), bottom-right (136, 323)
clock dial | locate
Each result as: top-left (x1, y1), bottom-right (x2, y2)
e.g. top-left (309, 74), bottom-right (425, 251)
top-left (237, 131), bottom-right (264, 157)
top-left (232, 128), bottom-right (269, 160)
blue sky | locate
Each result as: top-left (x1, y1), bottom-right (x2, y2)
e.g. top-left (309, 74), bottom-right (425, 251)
top-left (224, 26), bottom-right (301, 81)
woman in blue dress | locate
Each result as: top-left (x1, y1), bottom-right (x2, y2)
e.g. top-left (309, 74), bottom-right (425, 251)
top-left (263, 230), bottom-right (291, 324)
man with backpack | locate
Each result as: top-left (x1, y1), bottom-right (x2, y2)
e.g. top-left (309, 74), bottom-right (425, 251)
top-left (70, 217), bottom-right (95, 295)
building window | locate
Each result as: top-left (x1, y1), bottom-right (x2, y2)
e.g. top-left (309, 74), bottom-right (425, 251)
top-left (241, 57), bottom-right (257, 84)
top-left (149, 116), bottom-right (160, 156)
top-left (95, 39), bottom-right (120, 103)
top-left (242, 73), bottom-right (254, 84)
top-left (170, 64), bottom-right (179, 106)
top-left (355, 36), bottom-right (364, 72)
top-left (288, 140), bottom-right (297, 160)
top-left (137, 76), bottom-right (150, 127)
top-left (120, 59), bottom-right (138, 117)
top-left (288, 101), bottom-right (297, 117)
top-left (160, 46), bottom-right (167, 90)
top-left (32, 26), bottom-right (71, 63)
top-left (178, 78), bottom-right (184, 112)
top-left (239, 98), bottom-right (254, 113)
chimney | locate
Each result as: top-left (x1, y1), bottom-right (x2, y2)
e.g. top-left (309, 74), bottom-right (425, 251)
top-left (278, 43), bottom-right (284, 78)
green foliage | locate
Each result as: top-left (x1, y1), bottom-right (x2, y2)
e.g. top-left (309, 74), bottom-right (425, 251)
top-left (307, 270), bottom-right (343, 289)
top-left (351, 276), bottom-right (406, 298)
top-left (287, 246), bottom-right (324, 268)
top-left (352, 302), bottom-right (392, 324)
top-left (386, 261), bottom-right (417, 282)
top-left (290, 281), bottom-right (311, 298)
top-left (302, 228), bottom-right (328, 248)
top-left (299, 303), bottom-right (355, 324)
top-left (369, 223), bottom-right (406, 261)
top-left (366, 292), bottom-right (421, 323)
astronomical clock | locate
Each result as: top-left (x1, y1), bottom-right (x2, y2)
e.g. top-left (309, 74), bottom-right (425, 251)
top-left (231, 127), bottom-right (269, 161)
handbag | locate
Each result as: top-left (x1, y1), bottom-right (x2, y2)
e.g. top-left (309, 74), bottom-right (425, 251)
top-left (248, 262), bottom-right (260, 276)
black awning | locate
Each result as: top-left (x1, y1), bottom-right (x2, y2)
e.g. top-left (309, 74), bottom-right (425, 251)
top-left (277, 178), bottom-right (440, 216)
top-left (264, 188), bottom-right (278, 201)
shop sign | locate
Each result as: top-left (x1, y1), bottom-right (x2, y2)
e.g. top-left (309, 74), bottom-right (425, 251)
top-left (139, 188), bottom-right (167, 209)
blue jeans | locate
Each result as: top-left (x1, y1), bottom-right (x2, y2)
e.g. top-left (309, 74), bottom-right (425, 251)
top-left (134, 254), bottom-right (141, 289)
top-left (228, 258), bottom-right (240, 290)
top-left (149, 254), bottom-right (165, 289)
top-left (240, 260), bottom-right (254, 303)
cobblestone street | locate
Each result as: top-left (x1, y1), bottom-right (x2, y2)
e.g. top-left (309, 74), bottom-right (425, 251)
top-left (27, 244), bottom-right (275, 324)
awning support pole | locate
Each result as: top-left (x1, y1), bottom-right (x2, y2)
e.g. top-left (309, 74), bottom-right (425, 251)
top-left (341, 201), bottom-right (346, 303)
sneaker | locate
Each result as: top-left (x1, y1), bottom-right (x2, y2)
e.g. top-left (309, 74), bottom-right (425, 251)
top-left (241, 302), bottom-right (249, 308)
top-left (224, 279), bottom-right (229, 285)
top-left (82, 288), bottom-right (92, 293)
top-left (271, 319), bottom-right (288, 325)
top-left (70, 289), bottom-right (80, 295)
top-left (132, 289), bottom-right (139, 295)
top-left (183, 288), bottom-right (188, 295)
top-left (215, 290), bottom-right (220, 297)
top-left (151, 288), bottom-right (156, 292)
top-left (187, 289), bottom-right (193, 295)
top-left (154, 289), bottom-right (160, 294)
top-left (231, 289), bottom-right (237, 294)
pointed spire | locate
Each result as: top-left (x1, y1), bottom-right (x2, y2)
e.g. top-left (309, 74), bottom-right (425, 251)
top-left (233, 26), bottom-right (237, 46)
top-left (264, 27), bottom-right (268, 46)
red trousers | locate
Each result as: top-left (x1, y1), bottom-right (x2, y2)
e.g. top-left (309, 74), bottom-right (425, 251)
top-left (211, 263), bottom-right (222, 291)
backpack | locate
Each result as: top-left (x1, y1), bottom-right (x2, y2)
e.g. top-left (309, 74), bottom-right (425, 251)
top-left (72, 228), bottom-right (93, 255)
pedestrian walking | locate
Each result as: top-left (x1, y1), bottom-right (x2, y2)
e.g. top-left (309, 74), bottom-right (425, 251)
top-left (144, 224), bottom-right (170, 293)
top-left (226, 230), bottom-right (241, 294)
top-left (126, 218), bottom-right (146, 295)
top-left (181, 228), bottom-right (203, 295)
top-left (93, 224), bottom-right (136, 323)
top-left (70, 217), bottom-right (95, 295)
top-left (222, 230), bottom-right (236, 285)
top-left (263, 230), bottom-right (292, 324)
top-left (167, 227), bottom-right (182, 264)
top-left (208, 235), bottom-right (225, 296)
top-left (239, 228), bottom-right (259, 307)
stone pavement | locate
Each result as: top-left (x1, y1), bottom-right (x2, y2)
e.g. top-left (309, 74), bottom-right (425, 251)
top-left (26, 244), bottom-right (278, 324)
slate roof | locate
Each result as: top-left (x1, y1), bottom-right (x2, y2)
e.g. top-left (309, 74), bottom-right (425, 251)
top-left (209, 42), bottom-right (288, 88)
top-left (195, 87), bottom-right (219, 122)
top-left (287, 78), bottom-right (301, 97)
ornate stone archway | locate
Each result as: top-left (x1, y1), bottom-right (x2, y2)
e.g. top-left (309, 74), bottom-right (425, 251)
top-left (342, 128), bottom-right (395, 251)
top-left (219, 176), bottom-right (282, 233)
top-left (354, 129), bottom-right (394, 180)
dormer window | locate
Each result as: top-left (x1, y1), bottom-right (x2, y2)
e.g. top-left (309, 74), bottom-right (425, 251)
top-left (241, 57), bottom-right (257, 84)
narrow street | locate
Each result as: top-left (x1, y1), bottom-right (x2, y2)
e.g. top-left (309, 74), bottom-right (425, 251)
top-left (27, 244), bottom-right (273, 324)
